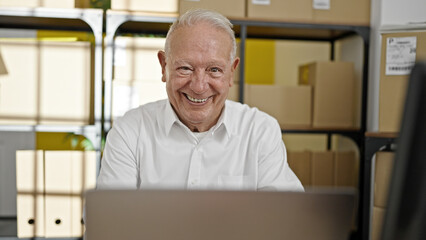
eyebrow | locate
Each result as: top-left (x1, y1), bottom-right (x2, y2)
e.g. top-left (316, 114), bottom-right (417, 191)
top-left (172, 58), bottom-right (229, 68)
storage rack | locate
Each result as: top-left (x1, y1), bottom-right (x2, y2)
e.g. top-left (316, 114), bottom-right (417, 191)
top-left (363, 132), bottom-right (397, 240)
top-left (104, 10), bottom-right (371, 240)
top-left (0, 7), bottom-right (103, 239)
top-left (0, 7), bottom-right (104, 154)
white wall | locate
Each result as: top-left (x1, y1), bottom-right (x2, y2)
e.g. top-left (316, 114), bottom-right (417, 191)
top-left (381, 0), bottom-right (426, 25)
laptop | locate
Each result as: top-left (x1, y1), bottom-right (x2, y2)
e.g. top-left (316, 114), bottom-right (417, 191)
top-left (84, 189), bottom-right (356, 240)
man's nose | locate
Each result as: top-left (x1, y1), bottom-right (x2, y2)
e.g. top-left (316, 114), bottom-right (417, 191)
top-left (190, 70), bottom-right (209, 94)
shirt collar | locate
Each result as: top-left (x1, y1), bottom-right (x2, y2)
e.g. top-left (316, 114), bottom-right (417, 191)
top-left (162, 100), bottom-right (233, 138)
top-left (163, 100), bottom-right (179, 136)
top-left (211, 101), bottom-right (232, 138)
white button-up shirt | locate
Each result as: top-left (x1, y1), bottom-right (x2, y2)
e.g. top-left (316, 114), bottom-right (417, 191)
top-left (97, 99), bottom-right (303, 191)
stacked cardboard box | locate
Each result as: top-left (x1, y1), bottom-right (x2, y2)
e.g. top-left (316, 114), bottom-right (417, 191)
top-left (179, 0), bottom-right (245, 18)
top-left (16, 150), bottom-right (96, 238)
top-left (178, 0), bottom-right (370, 25)
top-left (379, 31), bottom-right (426, 132)
top-left (244, 84), bottom-right (312, 128)
top-left (371, 151), bottom-right (394, 240)
top-left (299, 61), bottom-right (355, 128)
top-left (287, 150), bottom-right (358, 189)
top-left (247, 0), bottom-right (370, 25)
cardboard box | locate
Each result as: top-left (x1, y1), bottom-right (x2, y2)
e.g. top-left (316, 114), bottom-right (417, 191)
top-left (179, 0), bottom-right (245, 18)
top-left (111, 0), bottom-right (178, 12)
top-left (287, 151), bottom-right (311, 187)
top-left (311, 151), bottom-right (334, 187)
top-left (247, 0), bottom-right (370, 25)
top-left (286, 150), bottom-right (358, 189)
top-left (371, 206), bottom-right (386, 240)
top-left (0, 0), bottom-right (91, 8)
top-left (274, 40), bottom-right (331, 86)
top-left (379, 31), bottom-right (426, 132)
top-left (312, 0), bottom-right (370, 26)
top-left (334, 151), bottom-right (358, 188)
top-left (283, 134), bottom-right (328, 152)
top-left (0, 40), bottom-right (94, 125)
top-left (374, 151), bottom-right (394, 208)
top-left (244, 84), bottom-right (312, 128)
top-left (247, 0), bottom-right (312, 22)
top-left (299, 61), bottom-right (355, 128)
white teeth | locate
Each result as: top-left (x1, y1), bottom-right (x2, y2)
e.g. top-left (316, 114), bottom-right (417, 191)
top-left (186, 94), bottom-right (208, 103)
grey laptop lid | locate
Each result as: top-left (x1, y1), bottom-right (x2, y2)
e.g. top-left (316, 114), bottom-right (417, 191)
top-left (85, 189), bottom-right (355, 240)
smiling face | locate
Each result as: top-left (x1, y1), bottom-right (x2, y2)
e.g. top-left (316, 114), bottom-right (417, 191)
top-left (158, 22), bottom-right (239, 132)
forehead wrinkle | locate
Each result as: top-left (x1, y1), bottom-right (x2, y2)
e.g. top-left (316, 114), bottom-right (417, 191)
top-left (167, 24), bottom-right (233, 62)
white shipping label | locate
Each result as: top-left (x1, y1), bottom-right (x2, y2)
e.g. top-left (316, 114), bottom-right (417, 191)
top-left (386, 37), bottom-right (417, 75)
top-left (313, 0), bottom-right (330, 10)
top-left (252, 0), bottom-right (270, 6)
top-left (114, 38), bottom-right (127, 67)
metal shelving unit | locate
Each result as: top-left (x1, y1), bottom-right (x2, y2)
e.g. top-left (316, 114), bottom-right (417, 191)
top-left (0, 7), bottom-right (104, 239)
top-left (103, 11), bottom-right (371, 240)
top-left (103, 10), bottom-right (177, 132)
top-left (362, 132), bottom-right (397, 240)
top-left (0, 7), bottom-right (104, 152)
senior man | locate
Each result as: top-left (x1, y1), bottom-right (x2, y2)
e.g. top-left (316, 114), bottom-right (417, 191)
top-left (97, 9), bottom-right (303, 191)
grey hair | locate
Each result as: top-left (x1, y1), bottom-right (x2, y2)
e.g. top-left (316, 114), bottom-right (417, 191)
top-left (164, 9), bottom-right (237, 61)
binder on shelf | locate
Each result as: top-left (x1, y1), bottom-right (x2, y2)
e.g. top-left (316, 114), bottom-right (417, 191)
top-left (16, 150), bottom-right (96, 238)
top-left (16, 150), bottom-right (45, 238)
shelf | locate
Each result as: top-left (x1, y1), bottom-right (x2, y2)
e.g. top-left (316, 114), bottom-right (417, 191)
top-left (231, 19), bottom-right (369, 41)
top-left (0, 7), bottom-right (102, 32)
top-left (380, 23), bottom-right (426, 33)
top-left (103, 10), bottom-right (370, 134)
top-left (105, 10), bottom-right (370, 40)
top-left (102, 12), bottom-right (371, 240)
top-left (0, 7), bottom-right (103, 151)
top-left (282, 126), bottom-right (360, 133)
top-left (365, 131), bottom-right (398, 139)
top-left (0, 124), bottom-right (97, 134)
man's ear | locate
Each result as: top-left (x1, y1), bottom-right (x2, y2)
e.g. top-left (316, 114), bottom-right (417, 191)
top-left (158, 51), bottom-right (167, 82)
top-left (229, 57), bottom-right (240, 86)
top-left (231, 57), bottom-right (240, 72)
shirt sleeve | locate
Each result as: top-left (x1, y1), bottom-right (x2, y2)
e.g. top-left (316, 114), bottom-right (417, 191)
top-left (96, 110), bottom-right (141, 189)
top-left (256, 116), bottom-right (304, 192)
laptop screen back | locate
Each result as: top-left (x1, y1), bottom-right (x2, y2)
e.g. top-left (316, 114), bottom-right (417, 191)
top-left (85, 190), bottom-right (355, 240)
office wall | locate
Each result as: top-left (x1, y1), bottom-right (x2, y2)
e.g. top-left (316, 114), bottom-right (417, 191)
top-left (381, 0), bottom-right (426, 25)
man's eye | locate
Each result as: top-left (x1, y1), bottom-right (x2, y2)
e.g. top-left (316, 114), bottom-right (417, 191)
top-left (210, 67), bottom-right (221, 73)
top-left (177, 66), bottom-right (192, 74)
top-left (179, 66), bottom-right (191, 71)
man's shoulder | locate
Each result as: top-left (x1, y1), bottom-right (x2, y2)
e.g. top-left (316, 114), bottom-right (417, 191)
top-left (225, 100), bottom-right (279, 127)
top-left (116, 99), bottom-right (167, 124)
